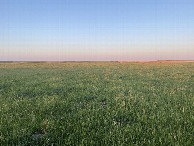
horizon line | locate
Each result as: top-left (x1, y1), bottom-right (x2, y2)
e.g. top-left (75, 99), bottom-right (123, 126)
top-left (1, 60), bottom-right (194, 62)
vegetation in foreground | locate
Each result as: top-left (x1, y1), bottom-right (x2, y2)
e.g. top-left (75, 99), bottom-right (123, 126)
top-left (0, 62), bottom-right (193, 145)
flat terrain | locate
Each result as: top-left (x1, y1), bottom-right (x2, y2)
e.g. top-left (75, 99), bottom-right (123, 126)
top-left (118, 60), bottom-right (194, 63)
top-left (0, 62), bottom-right (193, 145)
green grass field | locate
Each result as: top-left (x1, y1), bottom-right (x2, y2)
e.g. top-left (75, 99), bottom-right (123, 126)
top-left (0, 62), bottom-right (193, 145)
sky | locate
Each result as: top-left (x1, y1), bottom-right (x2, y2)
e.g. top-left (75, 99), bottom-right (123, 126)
top-left (0, 0), bottom-right (194, 61)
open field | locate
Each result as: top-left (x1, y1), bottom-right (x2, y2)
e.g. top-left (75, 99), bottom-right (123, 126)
top-left (0, 62), bottom-right (193, 145)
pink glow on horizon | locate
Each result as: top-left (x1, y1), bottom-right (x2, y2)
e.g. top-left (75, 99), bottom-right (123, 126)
top-left (1, 50), bottom-right (193, 61)
top-left (1, 43), bottom-right (193, 61)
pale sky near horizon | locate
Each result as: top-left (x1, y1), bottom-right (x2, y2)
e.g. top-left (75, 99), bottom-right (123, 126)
top-left (0, 0), bottom-right (194, 61)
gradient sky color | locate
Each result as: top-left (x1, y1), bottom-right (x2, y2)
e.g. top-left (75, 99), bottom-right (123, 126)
top-left (0, 0), bottom-right (194, 61)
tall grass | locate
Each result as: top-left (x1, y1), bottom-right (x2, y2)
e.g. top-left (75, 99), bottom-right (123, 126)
top-left (0, 62), bottom-right (193, 145)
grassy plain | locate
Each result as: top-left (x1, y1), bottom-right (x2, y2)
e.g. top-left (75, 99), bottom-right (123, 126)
top-left (0, 62), bottom-right (193, 145)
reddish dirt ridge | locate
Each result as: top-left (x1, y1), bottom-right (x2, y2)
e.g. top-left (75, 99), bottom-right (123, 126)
top-left (118, 60), bottom-right (194, 63)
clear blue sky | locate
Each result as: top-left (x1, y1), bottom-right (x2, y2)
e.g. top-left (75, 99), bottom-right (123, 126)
top-left (0, 0), bottom-right (194, 61)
